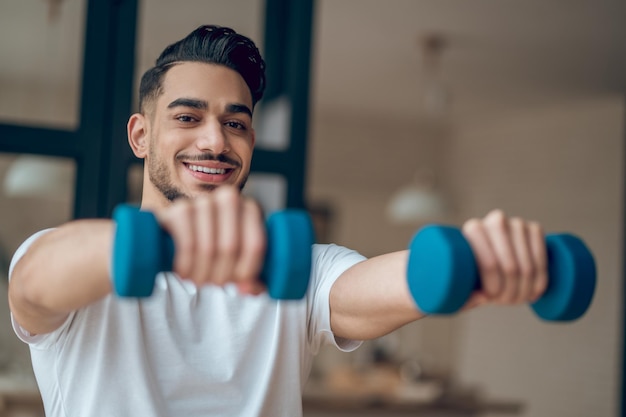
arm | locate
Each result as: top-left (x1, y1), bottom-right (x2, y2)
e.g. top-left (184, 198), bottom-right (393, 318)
top-left (329, 210), bottom-right (547, 341)
top-left (8, 187), bottom-right (267, 336)
top-left (8, 220), bottom-right (114, 336)
top-left (329, 250), bottom-right (424, 340)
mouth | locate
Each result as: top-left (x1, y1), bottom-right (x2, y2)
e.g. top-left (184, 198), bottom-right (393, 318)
top-left (187, 164), bottom-right (230, 175)
top-left (183, 162), bottom-right (236, 183)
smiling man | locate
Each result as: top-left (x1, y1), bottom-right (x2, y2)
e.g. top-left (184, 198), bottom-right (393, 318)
top-left (134, 62), bottom-right (255, 204)
top-left (7, 25), bottom-right (548, 416)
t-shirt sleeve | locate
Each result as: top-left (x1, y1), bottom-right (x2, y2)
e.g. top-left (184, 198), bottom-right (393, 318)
top-left (8, 228), bottom-right (76, 349)
top-left (306, 243), bottom-right (367, 354)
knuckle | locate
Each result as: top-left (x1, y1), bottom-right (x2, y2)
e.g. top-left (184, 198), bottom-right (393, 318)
top-left (501, 262), bottom-right (520, 277)
top-left (176, 238), bottom-right (196, 257)
top-left (509, 216), bottom-right (525, 230)
top-left (195, 193), bottom-right (213, 210)
top-left (198, 238), bottom-right (215, 258)
top-left (528, 221), bottom-right (544, 237)
top-left (520, 263), bottom-right (535, 280)
top-left (215, 184), bottom-right (240, 203)
top-left (480, 256), bottom-right (499, 275)
top-left (485, 209), bottom-right (507, 230)
top-left (462, 218), bottom-right (482, 235)
top-left (220, 240), bottom-right (239, 257)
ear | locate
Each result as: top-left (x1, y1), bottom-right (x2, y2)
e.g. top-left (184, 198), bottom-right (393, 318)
top-left (127, 113), bottom-right (149, 158)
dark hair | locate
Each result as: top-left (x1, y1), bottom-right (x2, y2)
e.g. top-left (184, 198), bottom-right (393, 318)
top-left (138, 25), bottom-right (266, 113)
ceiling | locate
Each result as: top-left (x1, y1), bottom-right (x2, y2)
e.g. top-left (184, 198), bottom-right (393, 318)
top-left (311, 0), bottom-right (626, 125)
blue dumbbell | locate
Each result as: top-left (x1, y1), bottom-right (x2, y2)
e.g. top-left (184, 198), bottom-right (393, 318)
top-left (111, 204), bottom-right (315, 299)
top-left (407, 225), bottom-right (596, 321)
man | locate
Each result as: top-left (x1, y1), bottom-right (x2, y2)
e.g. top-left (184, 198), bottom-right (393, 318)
top-left (8, 25), bottom-right (547, 416)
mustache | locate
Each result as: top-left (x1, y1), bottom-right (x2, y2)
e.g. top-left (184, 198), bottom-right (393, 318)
top-left (176, 153), bottom-right (241, 167)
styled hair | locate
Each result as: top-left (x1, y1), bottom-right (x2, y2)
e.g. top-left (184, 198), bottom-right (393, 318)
top-left (138, 25), bottom-right (266, 113)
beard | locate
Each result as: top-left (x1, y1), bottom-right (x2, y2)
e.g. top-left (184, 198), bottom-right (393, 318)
top-left (147, 145), bottom-right (249, 202)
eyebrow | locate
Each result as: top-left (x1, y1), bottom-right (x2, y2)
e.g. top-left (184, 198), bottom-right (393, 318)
top-left (226, 103), bottom-right (253, 118)
top-left (167, 97), bottom-right (208, 110)
top-left (167, 98), bottom-right (252, 118)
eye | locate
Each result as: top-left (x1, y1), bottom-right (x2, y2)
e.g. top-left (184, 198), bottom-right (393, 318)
top-left (175, 114), bottom-right (198, 123)
top-left (225, 120), bottom-right (247, 130)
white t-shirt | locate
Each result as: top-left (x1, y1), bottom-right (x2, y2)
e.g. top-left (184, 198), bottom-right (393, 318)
top-left (9, 230), bottom-right (366, 417)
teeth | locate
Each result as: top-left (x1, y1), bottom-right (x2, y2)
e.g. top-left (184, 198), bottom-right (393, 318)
top-left (188, 164), bottom-right (226, 175)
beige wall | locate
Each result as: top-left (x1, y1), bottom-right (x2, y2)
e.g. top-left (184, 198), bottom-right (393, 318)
top-left (307, 94), bottom-right (624, 416)
top-left (447, 96), bottom-right (624, 417)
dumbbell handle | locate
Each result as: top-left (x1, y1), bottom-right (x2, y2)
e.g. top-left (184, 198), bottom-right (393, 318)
top-left (111, 205), bottom-right (314, 299)
top-left (407, 225), bottom-right (596, 321)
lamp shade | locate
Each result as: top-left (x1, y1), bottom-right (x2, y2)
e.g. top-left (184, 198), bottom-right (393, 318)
top-left (387, 185), bottom-right (447, 224)
top-left (3, 155), bottom-right (73, 199)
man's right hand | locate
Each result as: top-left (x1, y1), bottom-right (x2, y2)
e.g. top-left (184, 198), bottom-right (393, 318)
top-left (154, 185), bottom-right (267, 295)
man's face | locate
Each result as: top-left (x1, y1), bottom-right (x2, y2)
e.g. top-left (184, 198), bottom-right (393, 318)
top-left (133, 62), bottom-right (256, 207)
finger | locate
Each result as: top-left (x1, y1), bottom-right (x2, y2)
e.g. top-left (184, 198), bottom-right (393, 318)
top-left (236, 281), bottom-right (266, 296)
top-left (483, 209), bottom-right (520, 304)
top-left (528, 221), bottom-right (548, 301)
top-left (233, 198), bottom-right (266, 289)
top-left (509, 217), bottom-right (535, 304)
top-left (211, 186), bottom-right (241, 286)
top-left (158, 201), bottom-right (196, 280)
top-left (462, 218), bottom-right (502, 299)
top-left (190, 195), bottom-right (216, 286)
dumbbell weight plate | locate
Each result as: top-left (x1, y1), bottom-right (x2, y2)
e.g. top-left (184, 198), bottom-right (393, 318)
top-left (112, 206), bottom-right (163, 297)
top-left (531, 234), bottom-right (596, 321)
top-left (263, 210), bottom-right (315, 300)
top-left (407, 225), bottom-right (477, 314)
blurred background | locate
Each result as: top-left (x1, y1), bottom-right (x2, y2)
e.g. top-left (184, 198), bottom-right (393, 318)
top-left (0, 0), bottom-right (624, 416)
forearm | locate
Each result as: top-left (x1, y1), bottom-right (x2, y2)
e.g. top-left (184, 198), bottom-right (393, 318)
top-left (8, 219), bottom-right (114, 335)
top-left (329, 250), bottom-right (424, 340)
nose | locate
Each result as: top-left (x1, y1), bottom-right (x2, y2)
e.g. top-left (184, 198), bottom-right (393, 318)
top-left (196, 119), bottom-right (229, 154)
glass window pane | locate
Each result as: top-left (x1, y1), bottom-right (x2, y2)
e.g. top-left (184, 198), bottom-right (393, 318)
top-left (0, 0), bottom-right (86, 129)
top-left (244, 173), bottom-right (287, 214)
top-left (254, 96), bottom-right (292, 151)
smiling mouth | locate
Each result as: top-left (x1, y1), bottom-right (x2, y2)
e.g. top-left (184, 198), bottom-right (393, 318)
top-left (186, 164), bottom-right (231, 175)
